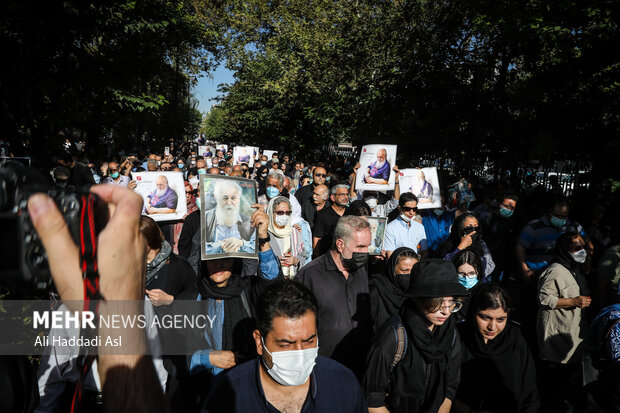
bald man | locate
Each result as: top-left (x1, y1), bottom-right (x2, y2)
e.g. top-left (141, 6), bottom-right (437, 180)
top-left (145, 175), bottom-right (178, 214)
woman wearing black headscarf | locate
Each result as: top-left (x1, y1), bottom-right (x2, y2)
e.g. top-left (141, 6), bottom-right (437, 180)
top-left (537, 231), bottom-right (591, 411)
top-left (364, 259), bottom-right (468, 413)
top-left (369, 247), bottom-right (419, 332)
top-left (454, 283), bottom-right (540, 413)
top-left (438, 212), bottom-right (495, 280)
top-left (254, 165), bottom-right (269, 196)
top-left (181, 208), bottom-right (282, 409)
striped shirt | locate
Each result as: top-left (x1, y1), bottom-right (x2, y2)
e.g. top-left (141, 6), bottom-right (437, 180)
top-left (518, 215), bottom-right (587, 271)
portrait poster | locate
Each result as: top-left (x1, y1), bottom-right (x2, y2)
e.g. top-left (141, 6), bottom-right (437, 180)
top-left (233, 146), bottom-right (255, 166)
top-left (263, 150), bottom-right (277, 160)
top-left (200, 175), bottom-right (259, 260)
top-left (248, 146), bottom-right (260, 162)
top-left (399, 167), bottom-right (442, 209)
top-left (198, 145), bottom-right (213, 158)
top-left (131, 171), bottom-right (187, 222)
top-left (216, 143), bottom-right (228, 153)
top-left (355, 144), bottom-right (398, 191)
top-left (367, 216), bottom-right (387, 255)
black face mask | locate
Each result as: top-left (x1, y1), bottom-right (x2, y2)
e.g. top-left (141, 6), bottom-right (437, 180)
top-left (341, 251), bottom-right (369, 271)
top-left (394, 274), bottom-right (411, 290)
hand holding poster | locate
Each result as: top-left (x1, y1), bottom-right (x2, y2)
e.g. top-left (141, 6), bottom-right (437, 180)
top-left (355, 144), bottom-right (398, 191)
top-left (131, 171), bottom-right (187, 221)
top-left (367, 216), bottom-right (387, 255)
top-left (399, 167), bottom-right (441, 209)
top-left (200, 175), bottom-right (259, 260)
top-left (233, 146), bottom-right (255, 166)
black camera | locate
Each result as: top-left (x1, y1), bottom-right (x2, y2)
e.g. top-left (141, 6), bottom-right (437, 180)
top-left (0, 161), bottom-right (109, 289)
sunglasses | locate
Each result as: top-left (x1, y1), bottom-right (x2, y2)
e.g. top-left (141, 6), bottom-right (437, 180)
top-left (463, 226), bottom-right (480, 233)
top-left (401, 206), bottom-right (418, 212)
top-left (314, 173), bottom-right (326, 178)
top-left (274, 211), bottom-right (292, 216)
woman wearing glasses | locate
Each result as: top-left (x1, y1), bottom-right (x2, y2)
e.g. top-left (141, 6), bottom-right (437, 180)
top-left (364, 259), bottom-right (468, 413)
top-left (454, 283), bottom-right (540, 413)
top-left (439, 212), bottom-right (495, 280)
top-left (267, 196), bottom-right (308, 278)
top-left (451, 249), bottom-right (485, 320)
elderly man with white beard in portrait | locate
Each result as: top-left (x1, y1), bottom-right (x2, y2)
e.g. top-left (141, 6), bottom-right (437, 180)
top-left (145, 175), bottom-right (178, 214)
top-left (203, 179), bottom-right (255, 254)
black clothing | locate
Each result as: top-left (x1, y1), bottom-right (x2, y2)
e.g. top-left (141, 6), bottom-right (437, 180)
top-left (457, 321), bottom-right (540, 413)
top-left (369, 247), bottom-right (414, 332)
top-left (0, 356), bottom-right (39, 413)
top-left (69, 162), bottom-right (96, 188)
top-left (296, 184), bottom-right (328, 230)
top-left (363, 306), bottom-right (461, 413)
top-left (146, 253), bottom-right (195, 298)
top-left (313, 205), bottom-right (342, 255)
top-left (203, 356), bottom-right (367, 412)
top-left (485, 212), bottom-right (520, 279)
top-left (295, 252), bottom-right (371, 378)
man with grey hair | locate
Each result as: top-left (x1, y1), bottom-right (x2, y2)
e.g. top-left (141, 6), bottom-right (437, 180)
top-left (258, 171), bottom-right (302, 216)
top-left (146, 159), bottom-right (159, 172)
top-left (312, 184), bottom-right (349, 256)
top-left (203, 179), bottom-right (254, 254)
top-left (296, 215), bottom-right (372, 379)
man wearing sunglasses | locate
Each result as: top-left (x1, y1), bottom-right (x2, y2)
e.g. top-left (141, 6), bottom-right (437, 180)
top-left (384, 193), bottom-right (428, 259)
top-left (295, 166), bottom-right (328, 228)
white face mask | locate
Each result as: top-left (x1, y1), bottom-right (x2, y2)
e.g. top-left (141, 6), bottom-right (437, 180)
top-left (365, 197), bottom-right (378, 209)
top-left (261, 337), bottom-right (318, 386)
top-left (275, 214), bottom-right (290, 227)
top-left (400, 213), bottom-right (412, 223)
top-left (570, 248), bottom-right (587, 263)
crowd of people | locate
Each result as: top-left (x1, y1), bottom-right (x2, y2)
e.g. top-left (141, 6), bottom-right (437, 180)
top-left (4, 138), bottom-right (620, 413)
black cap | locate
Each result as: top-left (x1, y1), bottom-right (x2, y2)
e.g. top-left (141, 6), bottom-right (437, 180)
top-left (403, 258), bottom-right (469, 298)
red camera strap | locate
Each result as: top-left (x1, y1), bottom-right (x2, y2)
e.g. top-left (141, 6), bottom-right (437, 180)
top-left (71, 193), bottom-right (104, 413)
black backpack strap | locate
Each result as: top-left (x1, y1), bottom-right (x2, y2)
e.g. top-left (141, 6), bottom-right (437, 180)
top-left (387, 315), bottom-right (408, 370)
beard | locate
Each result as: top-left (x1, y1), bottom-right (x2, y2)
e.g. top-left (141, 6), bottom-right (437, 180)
top-left (155, 187), bottom-right (167, 197)
top-left (374, 160), bottom-right (386, 169)
top-left (216, 202), bottom-right (240, 227)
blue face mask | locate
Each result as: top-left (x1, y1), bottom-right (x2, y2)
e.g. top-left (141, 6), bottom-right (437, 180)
top-left (261, 161), bottom-right (267, 166)
top-left (266, 186), bottom-right (280, 199)
top-left (325, 176), bottom-right (331, 182)
top-left (198, 168), bottom-right (206, 175)
top-left (499, 207), bottom-right (513, 218)
top-left (433, 208), bottom-right (444, 216)
top-left (178, 163), bottom-right (184, 169)
top-left (550, 216), bottom-right (566, 228)
top-left (110, 172), bottom-right (120, 179)
top-left (458, 275), bottom-right (478, 290)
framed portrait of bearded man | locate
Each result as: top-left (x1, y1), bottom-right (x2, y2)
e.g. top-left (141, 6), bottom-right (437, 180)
top-left (200, 175), bottom-right (259, 260)
top-left (132, 171), bottom-right (186, 222)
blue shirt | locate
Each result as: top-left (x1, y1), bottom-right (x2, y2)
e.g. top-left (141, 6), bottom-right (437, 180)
top-left (384, 216), bottom-right (428, 253)
top-left (518, 215), bottom-right (587, 272)
top-left (422, 210), bottom-right (455, 252)
top-left (202, 356), bottom-right (367, 413)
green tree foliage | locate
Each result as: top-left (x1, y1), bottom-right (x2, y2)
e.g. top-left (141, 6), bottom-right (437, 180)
top-left (0, 0), bottom-right (218, 160)
top-left (195, 0), bottom-right (619, 174)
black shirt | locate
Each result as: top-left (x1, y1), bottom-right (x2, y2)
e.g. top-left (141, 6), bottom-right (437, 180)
top-left (295, 253), bottom-right (371, 378)
top-left (203, 356), bottom-right (367, 412)
top-left (312, 206), bottom-right (342, 255)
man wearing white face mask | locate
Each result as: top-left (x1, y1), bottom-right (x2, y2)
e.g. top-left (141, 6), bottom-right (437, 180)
top-left (384, 192), bottom-right (428, 260)
top-left (203, 280), bottom-right (367, 412)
